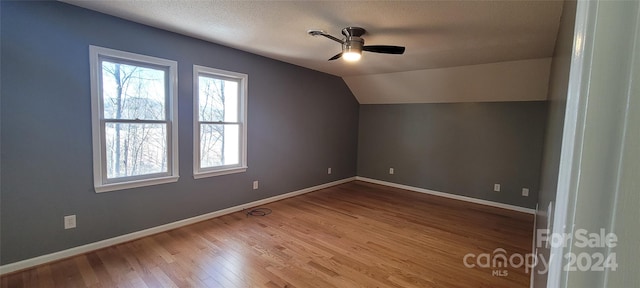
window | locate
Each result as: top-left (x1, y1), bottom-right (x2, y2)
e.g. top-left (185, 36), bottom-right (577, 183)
top-left (193, 65), bottom-right (247, 178)
top-left (90, 46), bottom-right (178, 192)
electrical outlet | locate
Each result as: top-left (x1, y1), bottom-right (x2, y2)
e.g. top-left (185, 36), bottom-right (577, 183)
top-left (64, 215), bottom-right (76, 229)
top-left (522, 188), bottom-right (529, 196)
top-left (253, 181), bottom-right (259, 190)
top-left (327, 167), bottom-right (332, 174)
top-left (389, 168), bottom-right (394, 175)
top-left (494, 184), bottom-right (501, 192)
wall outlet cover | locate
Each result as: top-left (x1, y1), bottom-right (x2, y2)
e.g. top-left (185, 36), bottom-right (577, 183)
top-left (64, 215), bottom-right (76, 229)
top-left (494, 183), bottom-right (501, 192)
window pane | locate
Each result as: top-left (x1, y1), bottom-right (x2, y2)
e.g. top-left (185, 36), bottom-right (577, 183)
top-left (105, 122), bottom-right (167, 178)
top-left (198, 76), bottom-right (238, 122)
top-left (200, 124), bottom-right (240, 168)
top-left (102, 61), bottom-right (166, 121)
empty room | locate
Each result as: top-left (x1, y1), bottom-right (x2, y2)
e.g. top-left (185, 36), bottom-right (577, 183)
top-left (1, 1), bottom-right (638, 287)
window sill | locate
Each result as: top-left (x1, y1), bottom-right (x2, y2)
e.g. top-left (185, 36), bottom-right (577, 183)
top-left (194, 166), bottom-right (247, 179)
top-left (95, 175), bottom-right (180, 193)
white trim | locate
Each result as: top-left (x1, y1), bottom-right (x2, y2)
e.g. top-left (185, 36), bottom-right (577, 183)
top-left (192, 65), bottom-right (248, 179)
top-left (530, 203), bottom-right (538, 288)
top-left (355, 176), bottom-right (536, 214)
top-left (89, 45), bottom-right (179, 193)
top-left (547, 1), bottom-right (597, 286)
top-left (193, 167), bottom-right (248, 179)
top-left (94, 175), bottom-right (179, 193)
top-left (0, 177), bottom-right (355, 276)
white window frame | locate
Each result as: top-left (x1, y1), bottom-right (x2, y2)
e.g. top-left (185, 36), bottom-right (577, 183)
top-left (90, 45), bottom-right (179, 193)
top-left (193, 65), bottom-right (248, 179)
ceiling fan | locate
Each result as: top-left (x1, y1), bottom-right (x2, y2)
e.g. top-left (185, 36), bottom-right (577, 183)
top-left (308, 27), bottom-right (405, 62)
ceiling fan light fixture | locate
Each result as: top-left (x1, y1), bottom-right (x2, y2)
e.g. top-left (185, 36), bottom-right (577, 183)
top-left (342, 37), bottom-right (364, 62)
top-left (343, 51), bottom-right (362, 62)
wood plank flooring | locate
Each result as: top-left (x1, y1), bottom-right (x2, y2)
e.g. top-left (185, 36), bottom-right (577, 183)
top-left (1, 181), bottom-right (534, 287)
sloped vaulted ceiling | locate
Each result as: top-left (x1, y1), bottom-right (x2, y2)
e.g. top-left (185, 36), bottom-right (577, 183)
top-left (62, 0), bottom-right (564, 103)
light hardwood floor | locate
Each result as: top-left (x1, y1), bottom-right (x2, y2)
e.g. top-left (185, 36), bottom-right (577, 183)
top-left (1, 181), bottom-right (534, 288)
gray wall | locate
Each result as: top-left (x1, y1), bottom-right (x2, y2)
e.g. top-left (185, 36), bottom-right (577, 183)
top-left (0, 1), bottom-right (359, 265)
top-left (357, 102), bottom-right (547, 209)
top-left (533, 0), bottom-right (576, 286)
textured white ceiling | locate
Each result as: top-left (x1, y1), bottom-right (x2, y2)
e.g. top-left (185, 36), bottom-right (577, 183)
top-left (62, 0), bottom-right (563, 77)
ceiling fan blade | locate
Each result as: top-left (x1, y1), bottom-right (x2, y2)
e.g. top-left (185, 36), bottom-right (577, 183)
top-left (363, 45), bottom-right (406, 54)
top-left (328, 52), bottom-right (343, 61)
top-left (308, 30), bottom-right (344, 44)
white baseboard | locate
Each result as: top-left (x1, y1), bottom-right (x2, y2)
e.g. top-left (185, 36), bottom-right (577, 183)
top-left (355, 176), bottom-right (536, 214)
top-left (0, 177), bottom-right (356, 275)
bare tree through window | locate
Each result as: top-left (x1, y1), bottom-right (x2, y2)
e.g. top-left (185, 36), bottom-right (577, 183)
top-left (199, 77), bottom-right (226, 167)
top-left (194, 66), bottom-right (246, 177)
top-left (102, 61), bottom-right (168, 178)
top-left (91, 46), bottom-right (178, 192)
